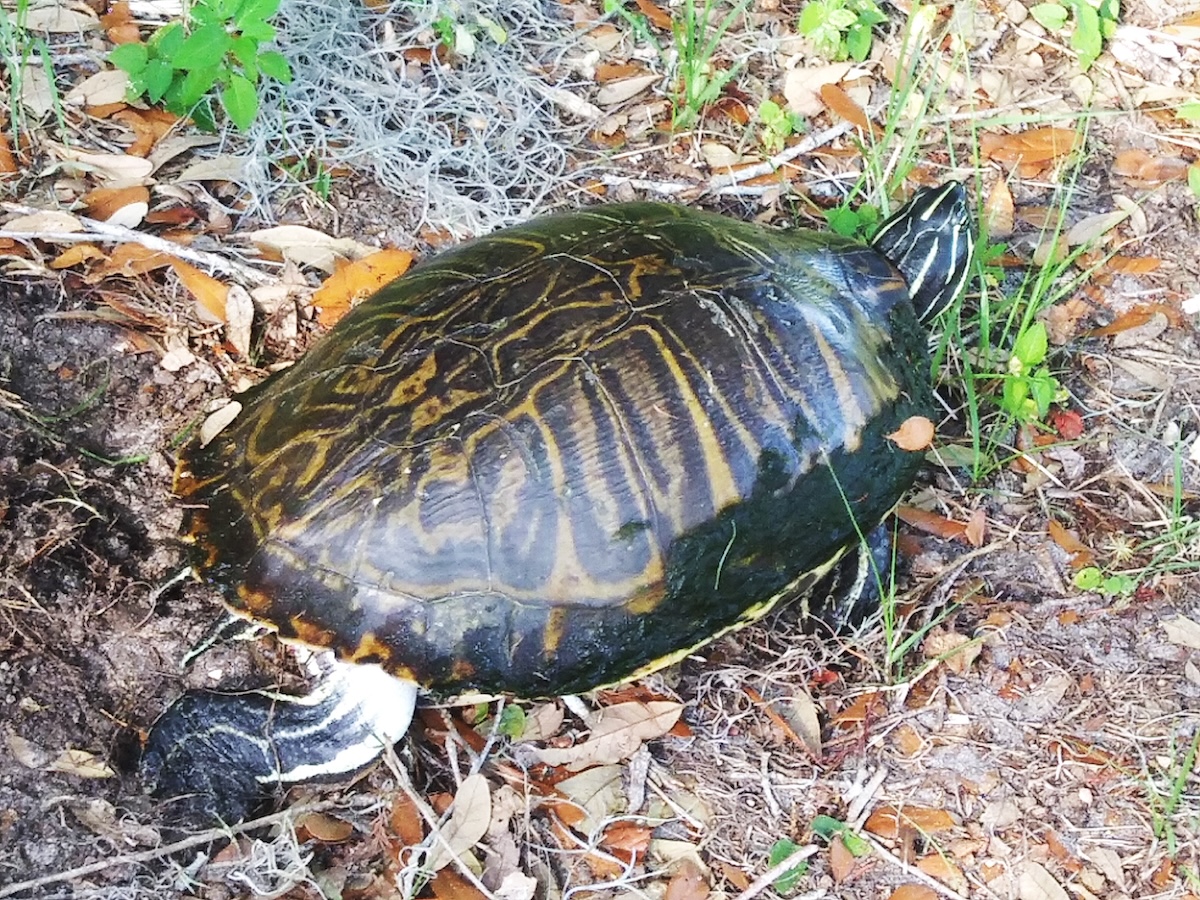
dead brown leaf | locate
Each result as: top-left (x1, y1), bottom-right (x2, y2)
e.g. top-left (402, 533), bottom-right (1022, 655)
top-left (312, 247), bottom-right (414, 326)
top-left (600, 821), bottom-right (653, 862)
top-left (981, 127), bottom-right (1081, 169)
top-left (888, 886), bottom-right (938, 900)
top-left (82, 185), bottom-right (149, 227)
top-left (534, 701), bottom-right (683, 770)
top-left (984, 179), bottom-right (1014, 239)
top-left (297, 811), bottom-right (354, 842)
top-left (428, 773), bottom-right (491, 871)
top-left (390, 791), bottom-right (426, 847)
top-left (864, 805), bottom-right (957, 839)
top-left (1112, 148), bottom-right (1188, 186)
top-left (48, 748), bottom-right (115, 779)
top-left (832, 690), bottom-right (885, 727)
top-left (430, 866), bottom-right (489, 900)
top-left (50, 244), bottom-right (105, 270)
top-left (917, 853), bottom-right (967, 892)
top-left (896, 506), bottom-right (968, 543)
top-left (169, 258), bottom-right (229, 323)
top-left (665, 858), bottom-right (710, 900)
top-left (819, 83), bottom-right (876, 134)
top-left (86, 243), bottom-right (173, 282)
top-left (634, 0), bottom-right (672, 30)
top-left (1047, 520), bottom-right (1093, 569)
top-left (887, 415), bottom-right (935, 451)
top-left (1018, 859), bottom-right (1069, 899)
top-left (923, 631), bottom-right (981, 675)
top-left (828, 835), bottom-right (857, 883)
top-left (964, 508), bottom-right (986, 548)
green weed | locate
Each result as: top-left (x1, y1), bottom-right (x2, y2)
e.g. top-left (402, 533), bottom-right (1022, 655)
top-left (766, 838), bottom-right (809, 895)
top-left (1029, 0), bottom-right (1119, 71)
top-left (109, 0), bottom-right (293, 132)
top-left (0, 0), bottom-right (63, 144)
top-left (757, 98), bottom-right (805, 154)
top-left (797, 0), bottom-right (887, 62)
top-left (1146, 729), bottom-right (1200, 858)
top-left (811, 815), bottom-right (871, 855)
top-left (672, 0), bottom-right (750, 129)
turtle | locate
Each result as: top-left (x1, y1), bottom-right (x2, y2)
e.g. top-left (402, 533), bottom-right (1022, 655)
top-left (143, 181), bottom-right (973, 821)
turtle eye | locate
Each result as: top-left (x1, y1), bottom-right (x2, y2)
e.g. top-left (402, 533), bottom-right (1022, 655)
top-left (872, 182), bottom-right (974, 324)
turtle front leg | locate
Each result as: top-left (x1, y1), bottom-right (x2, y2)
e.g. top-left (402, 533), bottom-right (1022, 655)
top-left (142, 662), bottom-right (417, 823)
top-left (811, 524), bottom-right (895, 632)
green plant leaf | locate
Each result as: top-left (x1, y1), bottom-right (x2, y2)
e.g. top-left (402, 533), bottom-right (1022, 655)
top-left (828, 8), bottom-right (858, 29)
top-left (1178, 101), bottom-right (1200, 123)
top-left (497, 704), bottom-right (526, 738)
top-left (1103, 572), bottom-right (1137, 596)
top-left (256, 49), bottom-right (292, 83)
top-left (172, 22), bottom-right (233, 71)
top-left (144, 58), bottom-right (174, 102)
top-left (229, 34), bottom-right (259, 73)
top-left (173, 64), bottom-right (221, 110)
top-left (1073, 566), bottom-right (1103, 591)
top-left (108, 42), bottom-right (149, 76)
top-left (846, 22), bottom-right (872, 61)
top-left (1013, 322), bottom-right (1049, 367)
top-left (1070, 0), bottom-right (1103, 70)
top-left (840, 829), bottom-right (870, 856)
top-left (1188, 164), bottom-right (1200, 200)
top-left (152, 21), bottom-right (186, 57)
top-left (221, 71), bottom-right (258, 129)
top-left (810, 816), bottom-right (842, 839)
top-left (1030, 2), bottom-right (1069, 30)
top-left (236, 0), bottom-right (282, 30)
top-left (1098, 0), bottom-right (1120, 36)
top-left (767, 839), bottom-right (808, 895)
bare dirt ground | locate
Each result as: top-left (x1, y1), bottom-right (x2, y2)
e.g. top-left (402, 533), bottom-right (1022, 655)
top-left (1, 1), bottom-right (1199, 899)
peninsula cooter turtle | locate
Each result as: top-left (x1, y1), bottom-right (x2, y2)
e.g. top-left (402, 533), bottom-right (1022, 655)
top-left (143, 181), bottom-right (974, 821)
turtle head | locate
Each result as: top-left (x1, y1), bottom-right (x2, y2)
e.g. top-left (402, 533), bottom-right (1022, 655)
top-left (871, 181), bottom-right (974, 324)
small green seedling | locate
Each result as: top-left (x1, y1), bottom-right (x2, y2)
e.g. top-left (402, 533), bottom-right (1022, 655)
top-left (1029, 0), bottom-right (1119, 71)
top-left (1000, 321), bottom-right (1066, 422)
top-left (496, 703), bottom-right (526, 739)
top-left (431, 6), bottom-right (507, 57)
top-left (825, 197), bottom-right (880, 241)
top-left (1188, 164), bottom-right (1200, 202)
top-left (1072, 566), bottom-right (1137, 597)
top-left (797, 0), bottom-right (886, 62)
top-left (108, 0), bottom-right (293, 131)
top-left (811, 815), bottom-right (871, 855)
top-left (757, 99), bottom-right (805, 154)
top-left (766, 838), bottom-right (809, 895)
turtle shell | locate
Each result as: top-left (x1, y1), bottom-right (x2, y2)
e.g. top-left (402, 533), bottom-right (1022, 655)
top-left (177, 201), bottom-right (934, 697)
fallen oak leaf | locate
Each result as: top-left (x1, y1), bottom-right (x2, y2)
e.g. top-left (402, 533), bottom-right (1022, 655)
top-left (312, 247), bottom-right (414, 326)
top-left (895, 506), bottom-right (968, 542)
top-left (428, 772), bottom-right (491, 871)
top-left (1047, 519), bottom-right (1093, 569)
top-left (48, 748), bottom-right (115, 779)
top-left (887, 415), bottom-right (935, 451)
top-left (534, 700), bottom-right (683, 771)
top-left (864, 804), bottom-right (957, 839)
top-left (169, 258), bottom-right (229, 323)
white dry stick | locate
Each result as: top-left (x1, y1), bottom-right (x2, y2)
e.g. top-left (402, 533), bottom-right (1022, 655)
top-left (0, 201), bottom-right (274, 285)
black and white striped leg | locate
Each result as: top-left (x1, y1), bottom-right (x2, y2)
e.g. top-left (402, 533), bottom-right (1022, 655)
top-left (142, 661), bottom-right (417, 823)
